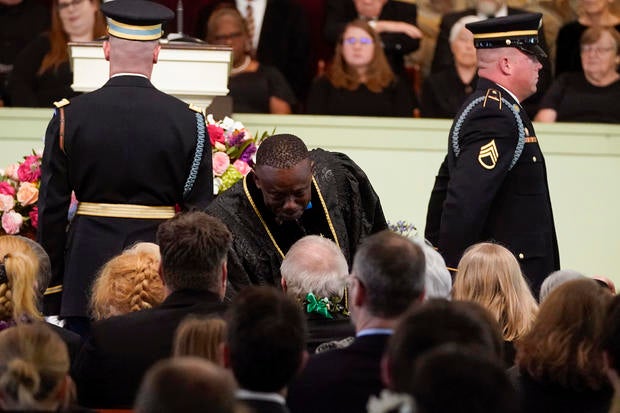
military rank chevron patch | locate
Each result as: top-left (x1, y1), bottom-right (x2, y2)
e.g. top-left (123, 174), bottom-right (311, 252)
top-left (478, 140), bottom-right (499, 170)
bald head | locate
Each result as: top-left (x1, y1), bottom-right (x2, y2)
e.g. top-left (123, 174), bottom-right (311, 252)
top-left (104, 36), bottom-right (160, 78)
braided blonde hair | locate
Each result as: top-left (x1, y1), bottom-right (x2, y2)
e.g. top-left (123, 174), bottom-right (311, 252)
top-left (90, 243), bottom-right (165, 320)
top-left (0, 236), bottom-right (42, 323)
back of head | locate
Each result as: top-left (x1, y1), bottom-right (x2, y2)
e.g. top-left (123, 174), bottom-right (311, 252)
top-left (453, 242), bottom-right (538, 342)
top-left (410, 238), bottom-right (451, 300)
top-left (539, 269), bottom-right (586, 302)
top-left (517, 278), bottom-right (612, 390)
top-left (14, 236), bottom-right (51, 298)
top-left (156, 212), bottom-right (232, 293)
top-left (0, 236), bottom-right (42, 323)
top-left (602, 295), bottom-right (620, 372)
top-left (134, 357), bottom-right (236, 413)
top-left (255, 134), bottom-right (309, 169)
top-left (352, 231), bottom-right (425, 318)
top-left (90, 244), bottom-right (164, 320)
top-left (0, 323), bottom-right (70, 411)
top-left (411, 346), bottom-right (519, 413)
top-left (173, 316), bottom-right (227, 365)
top-left (280, 235), bottom-right (349, 300)
top-left (227, 286), bottom-right (306, 392)
top-left (386, 299), bottom-right (501, 394)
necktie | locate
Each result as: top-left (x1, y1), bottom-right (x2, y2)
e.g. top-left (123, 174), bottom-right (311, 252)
top-left (245, 0), bottom-right (255, 51)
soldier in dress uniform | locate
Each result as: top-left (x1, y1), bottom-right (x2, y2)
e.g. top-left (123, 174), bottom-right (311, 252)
top-left (37, 0), bottom-right (213, 335)
top-left (425, 13), bottom-right (559, 295)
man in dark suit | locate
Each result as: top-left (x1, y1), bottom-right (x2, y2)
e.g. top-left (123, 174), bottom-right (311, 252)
top-left (196, 0), bottom-right (310, 103)
top-left (430, 0), bottom-right (551, 116)
top-left (37, 0), bottom-right (213, 334)
top-left (226, 286), bottom-right (307, 413)
top-left (425, 14), bottom-right (560, 296)
top-left (324, 0), bottom-right (421, 77)
top-left (72, 211), bottom-right (231, 408)
top-left (286, 230), bottom-right (426, 413)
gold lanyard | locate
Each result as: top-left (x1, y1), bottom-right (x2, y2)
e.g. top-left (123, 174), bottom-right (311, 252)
top-left (243, 174), bottom-right (340, 259)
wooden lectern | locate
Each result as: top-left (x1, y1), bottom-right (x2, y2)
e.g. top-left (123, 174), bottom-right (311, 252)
top-left (69, 41), bottom-right (232, 109)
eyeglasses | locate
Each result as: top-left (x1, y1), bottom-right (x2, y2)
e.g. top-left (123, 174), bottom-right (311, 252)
top-left (580, 45), bottom-right (616, 56)
top-left (213, 32), bottom-right (244, 42)
top-left (343, 36), bottom-right (373, 46)
top-left (57, 0), bottom-right (85, 11)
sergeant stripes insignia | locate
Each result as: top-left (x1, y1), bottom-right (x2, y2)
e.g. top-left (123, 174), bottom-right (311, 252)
top-left (478, 140), bottom-right (499, 170)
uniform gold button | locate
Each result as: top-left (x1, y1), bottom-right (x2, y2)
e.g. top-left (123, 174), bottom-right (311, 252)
top-left (532, 156), bottom-right (537, 162)
top-left (518, 253), bottom-right (524, 259)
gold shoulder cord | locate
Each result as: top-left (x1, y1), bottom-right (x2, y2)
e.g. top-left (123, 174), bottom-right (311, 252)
top-left (243, 175), bottom-right (340, 259)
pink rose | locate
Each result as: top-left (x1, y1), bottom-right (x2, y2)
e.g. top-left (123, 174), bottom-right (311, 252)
top-left (212, 152), bottom-right (230, 177)
top-left (17, 155), bottom-right (41, 183)
top-left (233, 160), bottom-right (252, 176)
top-left (0, 194), bottom-right (15, 212)
top-left (16, 182), bottom-right (39, 206)
top-left (4, 164), bottom-right (19, 181)
top-left (0, 182), bottom-right (15, 196)
top-left (1, 211), bottom-right (23, 235)
top-left (208, 124), bottom-right (225, 146)
top-left (29, 206), bottom-right (38, 229)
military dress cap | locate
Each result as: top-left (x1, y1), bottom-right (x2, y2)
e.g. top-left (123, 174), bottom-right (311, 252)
top-left (101, 0), bottom-right (174, 41)
top-left (466, 13), bottom-right (547, 59)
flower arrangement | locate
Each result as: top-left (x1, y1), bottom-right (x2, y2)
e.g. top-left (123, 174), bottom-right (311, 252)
top-left (207, 114), bottom-right (270, 195)
top-left (388, 220), bottom-right (418, 238)
top-left (0, 152), bottom-right (42, 236)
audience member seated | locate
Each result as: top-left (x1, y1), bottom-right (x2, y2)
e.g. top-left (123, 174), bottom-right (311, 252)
top-left (420, 15), bottom-right (480, 119)
top-left (536, 27), bottom-right (620, 124)
top-left (324, 0), bottom-right (421, 78)
top-left (431, 0), bottom-right (552, 117)
top-left (206, 134), bottom-right (387, 298)
top-left (73, 212), bottom-right (231, 408)
top-left (0, 235), bottom-right (81, 361)
top-left (307, 20), bottom-right (414, 117)
top-left (206, 7), bottom-right (296, 114)
top-left (6, 0), bottom-right (106, 107)
top-left (509, 279), bottom-right (613, 413)
top-left (592, 274), bottom-right (616, 294)
top-left (0, 0), bottom-right (49, 106)
top-left (555, 0), bottom-right (620, 77)
top-left (173, 316), bottom-right (227, 366)
top-left (538, 269), bottom-right (586, 302)
top-left (196, 0), bottom-right (311, 104)
top-left (602, 295), bottom-right (620, 413)
top-left (134, 357), bottom-right (238, 413)
top-left (225, 286), bottom-right (306, 413)
top-left (453, 242), bottom-right (538, 367)
top-left (411, 237), bottom-right (452, 300)
top-left (89, 242), bottom-right (164, 320)
top-left (287, 230), bottom-right (426, 413)
top-left (280, 235), bottom-right (355, 353)
top-left (0, 323), bottom-right (84, 412)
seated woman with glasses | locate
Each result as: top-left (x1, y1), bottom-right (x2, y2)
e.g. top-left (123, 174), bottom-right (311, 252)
top-left (535, 26), bottom-right (620, 123)
top-left (7, 0), bottom-right (106, 107)
top-left (206, 7), bottom-right (296, 114)
top-left (307, 19), bottom-right (414, 117)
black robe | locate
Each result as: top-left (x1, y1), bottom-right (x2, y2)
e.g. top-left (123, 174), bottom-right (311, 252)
top-left (206, 149), bottom-right (387, 298)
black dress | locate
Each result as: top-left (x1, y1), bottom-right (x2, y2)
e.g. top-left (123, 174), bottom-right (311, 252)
top-left (7, 34), bottom-right (77, 108)
top-left (306, 75), bottom-right (413, 117)
top-left (229, 64), bottom-right (296, 113)
top-left (555, 21), bottom-right (620, 77)
top-left (420, 66), bottom-right (478, 119)
top-left (539, 72), bottom-right (620, 123)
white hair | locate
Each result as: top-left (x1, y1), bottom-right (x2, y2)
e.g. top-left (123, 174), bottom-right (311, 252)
top-left (411, 237), bottom-right (452, 300)
top-left (449, 15), bottom-right (484, 44)
top-left (539, 269), bottom-right (586, 302)
top-left (280, 236), bottom-right (348, 299)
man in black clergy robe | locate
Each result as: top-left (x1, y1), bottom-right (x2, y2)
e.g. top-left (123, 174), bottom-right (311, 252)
top-left (205, 134), bottom-right (387, 298)
top-left (37, 0), bottom-right (213, 333)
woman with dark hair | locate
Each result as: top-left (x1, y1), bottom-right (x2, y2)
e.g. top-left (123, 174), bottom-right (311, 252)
top-left (509, 278), bottom-right (613, 413)
top-left (307, 19), bottom-right (413, 117)
top-left (207, 7), bottom-right (296, 114)
top-left (7, 0), bottom-right (106, 107)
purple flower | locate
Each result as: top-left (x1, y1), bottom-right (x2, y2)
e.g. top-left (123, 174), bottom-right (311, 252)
top-left (239, 144), bottom-right (257, 164)
top-left (228, 130), bottom-right (246, 148)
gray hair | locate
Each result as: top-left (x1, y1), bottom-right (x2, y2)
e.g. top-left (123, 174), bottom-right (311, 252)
top-left (539, 269), bottom-right (586, 302)
top-left (280, 235), bottom-right (348, 299)
top-left (411, 237), bottom-right (452, 300)
top-left (449, 15), bottom-right (483, 44)
top-left (353, 231), bottom-right (425, 318)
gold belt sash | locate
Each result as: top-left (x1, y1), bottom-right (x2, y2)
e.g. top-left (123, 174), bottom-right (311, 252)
top-left (76, 202), bottom-right (175, 219)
